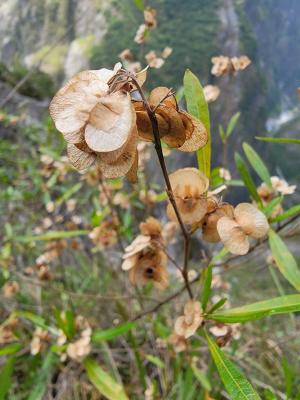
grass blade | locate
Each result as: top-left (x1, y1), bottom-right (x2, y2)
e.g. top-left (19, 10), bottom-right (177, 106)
top-left (256, 137), bottom-right (300, 144)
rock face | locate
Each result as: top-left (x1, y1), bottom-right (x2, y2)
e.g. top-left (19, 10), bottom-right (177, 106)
top-left (0, 0), bottom-right (112, 80)
top-left (0, 0), bottom-right (299, 170)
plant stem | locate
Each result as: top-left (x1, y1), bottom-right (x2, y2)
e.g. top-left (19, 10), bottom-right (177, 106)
top-left (130, 75), bottom-right (193, 298)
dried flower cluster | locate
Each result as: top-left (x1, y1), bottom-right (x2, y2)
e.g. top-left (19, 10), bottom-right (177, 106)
top-left (122, 217), bottom-right (168, 289)
top-left (166, 168), bottom-right (209, 225)
top-left (134, 7), bottom-right (157, 44)
top-left (211, 55), bottom-right (251, 76)
top-left (164, 168), bottom-right (269, 255)
top-left (174, 300), bottom-right (203, 338)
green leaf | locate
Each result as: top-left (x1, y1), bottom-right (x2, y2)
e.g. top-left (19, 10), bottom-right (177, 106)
top-left (146, 355), bottom-right (165, 369)
top-left (16, 230), bottom-right (88, 242)
top-left (0, 357), bottom-right (15, 400)
top-left (234, 152), bottom-right (262, 204)
top-left (206, 334), bottom-right (261, 399)
top-left (219, 124), bottom-right (226, 143)
top-left (92, 322), bottom-right (136, 343)
top-left (28, 352), bottom-right (58, 400)
top-left (54, 309), bottom-right (76, 340)
top-left (226, 112), bottom-right (240, 138)
top-left (206, 298), bottom-right (227, 315)
top-left (268, 229), bottom-right (300, 291)
top-left (243, 142), bottom-right (271, 186)
top-left (0, 343), bottom-right (22, 356)
top-left (255, 136), bottom-right (300, 144)
top-left (207, 294), bottom-right (300, 323)
top-left (133, 0), bottom-right (144, 12)
top-left (201, 265), bottom-right (212, 311)
top-left (262, 196), bottom-right (283, 218)
top-left (55, 182), bottom-right (82, 206)
top-left (191, 363), bottom-right (211, 391)
top-left (84, 357), bottom-right (128, 400)
top-left (271, 204), bottom-right (300, 223)
top-left (184, 69), bottom-right (211, 178)
top-left (15, 311), bottom-right (49, 330)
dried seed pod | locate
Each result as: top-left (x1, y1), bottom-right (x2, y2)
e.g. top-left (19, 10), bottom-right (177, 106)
top-left (167, 168), bottom-right (209, 225)
top-left (202, 204), bottom-right (234, 243)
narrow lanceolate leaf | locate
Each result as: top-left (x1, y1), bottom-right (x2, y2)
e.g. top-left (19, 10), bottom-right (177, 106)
top-left (207, 294), bottom-right (300, 323)
top-left (92, 322), bottom-right (136, 343)
top-left (256, 136), bottom-right (300, 144)
top-left (243, 142), bottom-right (272, 186)
top-left (16, 230), bottom-right (88, 242)
top-left (184, 69), bottom-right (211, 178)
top-left (201, 265), bottom-right (213, 311)
top-left (271, 204), bottom-right (300, 223)
top-left (268, 229), bottom-right (300, 291)
top-left (28, 352), bottom-right (58, 400)
top-left (0, 343), bottom-right (22, 356)
top-left (84, 357), bottom-right (128, 400)
top-left (262, 196), bottom-right (283, 218)
top-left (206, 334), bottom-right (261, 400)
top-left (0, 357), bottom-right (15, 400)
top-left (226, 112), bottom-right (240, 138)
top-left (234, 152), bottom-right (262, 205)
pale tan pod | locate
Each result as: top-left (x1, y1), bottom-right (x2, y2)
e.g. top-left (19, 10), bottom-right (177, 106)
top-left (178, 111), bottom-right (208, 152)
top-left (148, 87), bottom-right (176, 109)
top-left (234, 203), bottom-right (269, 239)
top-left (121, 254), bottom-right (139, 271)
top-left (98, 104), bottom-right (137, 163)
top-left (96, 128), bottom-right (138, 179)
top-left (85, 92), bottom-right (133, 153)
top-left (126, 150), bottom-right (139, 183)
top-left (166, 198), bottom-right (207, 225)
top-left (135, 66), bottom-right (149, 88)
top-left (217, 216), bottom-right (250, 255)
top-left (123, 234), bottom-right (151, 258)
top-left (169, 168), bottom-right (209, 194)
top-left (67, 144), bottom-right (96, 171)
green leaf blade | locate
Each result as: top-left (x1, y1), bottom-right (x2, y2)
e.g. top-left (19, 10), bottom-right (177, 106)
top-left (92, 322), bottom-right (136, 343)
top-left (234, 152), bottom-right (261, 204)
top-left (206, 334), bottom-right (261, 400)
top-left (184, 69), bottom-right (211, 178)
top-left (268, 230), bottom-right (300, 291)
top-left (0, 357), bottom-right (15, 400)
top-left (201, 265), bottom-right (212, 311)
top-left (207, 294), bottom-right (300, 323)
top-left (256, 136), bottom-right (300, 144)
top-left (226, 112), bottom-right (240, 138)
top-left (243, 142), bottom-right (271, 186)
top-left (271, 204), bottom-right (300, 223)
top-left (84, 357), bottom-right (128, 400)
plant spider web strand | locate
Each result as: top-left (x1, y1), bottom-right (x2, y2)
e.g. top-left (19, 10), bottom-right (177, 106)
top-left (128, 73), bottom-right (194, 299)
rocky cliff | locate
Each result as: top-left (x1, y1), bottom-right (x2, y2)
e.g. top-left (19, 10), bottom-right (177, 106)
top-left (0, 0), bottom-right (299, 173)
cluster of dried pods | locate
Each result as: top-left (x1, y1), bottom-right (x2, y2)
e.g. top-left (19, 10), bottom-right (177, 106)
top-left (50, 63), bottom-right (207, 184)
